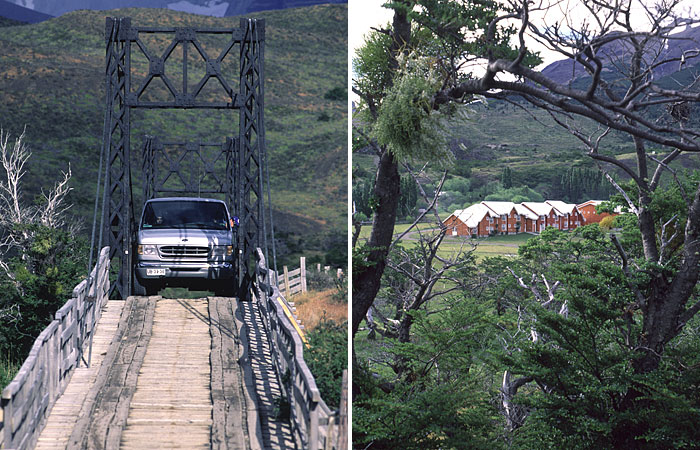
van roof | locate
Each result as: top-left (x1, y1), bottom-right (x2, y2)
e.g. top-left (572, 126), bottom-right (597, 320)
top-left (145, 197), bottom-right (226, 204)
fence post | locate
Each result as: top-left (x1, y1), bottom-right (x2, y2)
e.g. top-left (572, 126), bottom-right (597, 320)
top-left (309, 400), bottom-right (319, 450)
top-left (300, 257), bottom-right (307, 293)
top-left (337, 370), bottom-right (348, 450)
top-left (283, 265), bottom-right (290, 297)
top-left (2, 392), bottom-right (11, 448)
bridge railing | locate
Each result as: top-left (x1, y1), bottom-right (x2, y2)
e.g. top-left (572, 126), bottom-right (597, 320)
top-left (0, 247), bottom-right (110, 450)
top-left (254, 248), bottom-right (344, 450)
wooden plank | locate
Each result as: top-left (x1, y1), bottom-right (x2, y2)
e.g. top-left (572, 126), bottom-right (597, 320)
top-left (283, 266), bottom-right (290, 297)
top-left (300, 257), bottom-right (307, 293)
top-left (121, 298), bottom-right (212, 450)
top-left (66, 297), bottom-right (155, 450)
top-left (210, 297), bottom-right (251, 450)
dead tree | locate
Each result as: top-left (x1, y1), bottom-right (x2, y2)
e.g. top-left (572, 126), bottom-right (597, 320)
top-left (430, 0), bottom-right (700, 376)
top-left (0, 129), bottom-right (73, 277)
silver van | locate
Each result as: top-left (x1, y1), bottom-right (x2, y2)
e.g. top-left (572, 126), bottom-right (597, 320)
top-left (133, 197), bottom-right (235, 296)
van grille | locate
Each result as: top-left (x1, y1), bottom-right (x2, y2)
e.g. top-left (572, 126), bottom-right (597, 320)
top-left (160, 246), bottom-right (209, 257)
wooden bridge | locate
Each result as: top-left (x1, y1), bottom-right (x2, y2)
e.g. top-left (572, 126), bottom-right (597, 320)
top-left (0, 248), bottom-right (346, 450)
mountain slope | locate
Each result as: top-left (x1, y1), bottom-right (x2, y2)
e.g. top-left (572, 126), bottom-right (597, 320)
top-left (0, 4), bottom-right (347, 265)
top-left (0, 0), bottom-right (52, 23)
top-left (6, 0), bottom-right (347, 18)
top-left (540, 24), bottom-right (700, 85)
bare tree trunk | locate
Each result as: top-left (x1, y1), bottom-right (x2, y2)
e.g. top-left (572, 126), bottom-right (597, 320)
top-left (352, 2), bottom-right (410, 338)
top-left (352, 150), bottom-right (401, 337)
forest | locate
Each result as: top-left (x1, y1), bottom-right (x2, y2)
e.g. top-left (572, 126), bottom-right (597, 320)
top-left (352, 0), bottom-right (700, 448)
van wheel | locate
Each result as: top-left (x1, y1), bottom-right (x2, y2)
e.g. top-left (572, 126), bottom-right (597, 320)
top-left (133, 274), bottom-right (159, 296)
top-left (215, 281), bottom-right (235, 297)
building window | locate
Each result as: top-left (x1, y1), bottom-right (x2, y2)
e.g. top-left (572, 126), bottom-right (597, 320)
top-left (502, 224), bottom-right (506, 231)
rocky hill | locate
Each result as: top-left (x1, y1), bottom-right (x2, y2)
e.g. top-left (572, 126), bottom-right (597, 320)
top-left (540, 24), bottom-right (700, 85)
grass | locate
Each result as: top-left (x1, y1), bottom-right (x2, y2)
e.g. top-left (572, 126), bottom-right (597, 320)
top-left (358, 221), bottom-right (535, 260)
top-left (292, 288), bottom-right (347, 332)
top-left (1, 355), bottom-right (20, 390)
top-left (357, 221), bottom-right (439, 240)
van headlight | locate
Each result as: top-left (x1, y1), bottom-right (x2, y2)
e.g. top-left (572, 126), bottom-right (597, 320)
top-left (138, 244), bottom-right (157, 255)
top-left (212, 245), bottom-right (233, 256)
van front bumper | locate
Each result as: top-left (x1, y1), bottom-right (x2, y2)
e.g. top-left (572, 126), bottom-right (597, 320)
top-left (135, 261), bottom-right (234, 280)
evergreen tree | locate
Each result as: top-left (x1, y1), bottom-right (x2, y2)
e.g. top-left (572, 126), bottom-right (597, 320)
top-left (501, 166), bottom-right (513, 189)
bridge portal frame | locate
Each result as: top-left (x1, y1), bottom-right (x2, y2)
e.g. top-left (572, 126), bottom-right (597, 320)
top-left (102, 16), bottom-right (265, 299)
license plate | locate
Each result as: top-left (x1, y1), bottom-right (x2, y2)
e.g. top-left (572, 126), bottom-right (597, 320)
top-left (146, 268), bottom-right (166, 276)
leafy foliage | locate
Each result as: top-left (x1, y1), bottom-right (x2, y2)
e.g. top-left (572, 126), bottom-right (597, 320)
top-left (354, 173), bottom-right (418, 220)
top-left (353, 298), bottom-right (503, 449)
top-left (0, 226), bottom-right (87, 361)
top-left (324, 86), bottom-right (347, 101)
top-left (374, 53), bottom-right (455, 165)
top-left (304, 318), bottom-right (347, 409)
top-left (500, 226), bottom-right (700, 448)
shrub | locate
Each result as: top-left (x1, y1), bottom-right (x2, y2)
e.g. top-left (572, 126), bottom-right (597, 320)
top-left (323, 86), bottom-right (346, 101)
top-left (304, 318), bottom-right (347, 409)
top-left (599, 215), bottom-right (616, 231)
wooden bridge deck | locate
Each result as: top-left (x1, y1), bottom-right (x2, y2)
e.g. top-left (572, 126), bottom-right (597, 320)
top-left (33, 296), bottom-right (295, 449)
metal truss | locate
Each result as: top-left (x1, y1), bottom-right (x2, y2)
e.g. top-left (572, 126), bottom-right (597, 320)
top-left (141, 137), bottom-right (235, 207)
top-left (103, 17), bottom-right (265, 299)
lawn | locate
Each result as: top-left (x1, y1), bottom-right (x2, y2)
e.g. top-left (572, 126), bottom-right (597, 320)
top-left (357, 222), bottom-right (535, 261)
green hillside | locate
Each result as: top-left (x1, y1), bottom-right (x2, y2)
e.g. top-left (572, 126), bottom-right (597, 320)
top-left (355, 98), bottom-right (700, 217)
top-left (0, 4), bottom-right (347, 266)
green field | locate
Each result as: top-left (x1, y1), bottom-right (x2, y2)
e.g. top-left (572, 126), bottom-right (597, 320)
top-left (357, 222), bottom-right (534, 261)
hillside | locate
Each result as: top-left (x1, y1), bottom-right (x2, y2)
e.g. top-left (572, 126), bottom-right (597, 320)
top-left (354, 99), bottom-right (700, 216)
top-left (3, 0), bottom-right (347, 18)
top-left (0, 4), bottom-right (347, 266)
top-left (540, 24), bottom-right (700, 85)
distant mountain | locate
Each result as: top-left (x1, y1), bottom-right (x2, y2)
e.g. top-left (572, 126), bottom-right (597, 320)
top-left (0, 0), bottom-right (52, 23)
top-left (224, 0), bottom-right (346, 16)
top-left (4, 0), bottom-right (346, 18)
top-left (540, 24), bottom-right (700, 85)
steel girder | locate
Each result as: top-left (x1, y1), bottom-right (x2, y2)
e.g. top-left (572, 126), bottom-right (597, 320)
top-left (141, 137), bottom-right (235, 204)
top-left (237, 19), bottom-right (265, 300)
top-left (103, 17), bottom-right (265, 299)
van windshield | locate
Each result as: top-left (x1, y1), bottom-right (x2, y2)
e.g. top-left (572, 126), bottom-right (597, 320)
top-left (141, 201), bottom-right (230, 230)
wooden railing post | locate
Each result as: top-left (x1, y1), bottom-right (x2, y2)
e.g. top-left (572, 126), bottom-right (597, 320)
top-left (283, 265), bottom-right (290, 297)
top-left (337, 370), bottom-right (348, 450)
top-left (2, 393), bottom-right (11, 448)
top-left (300, 257), bottom-right (307, 293)
top-left (309, 399), bottom-right (319, 450)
